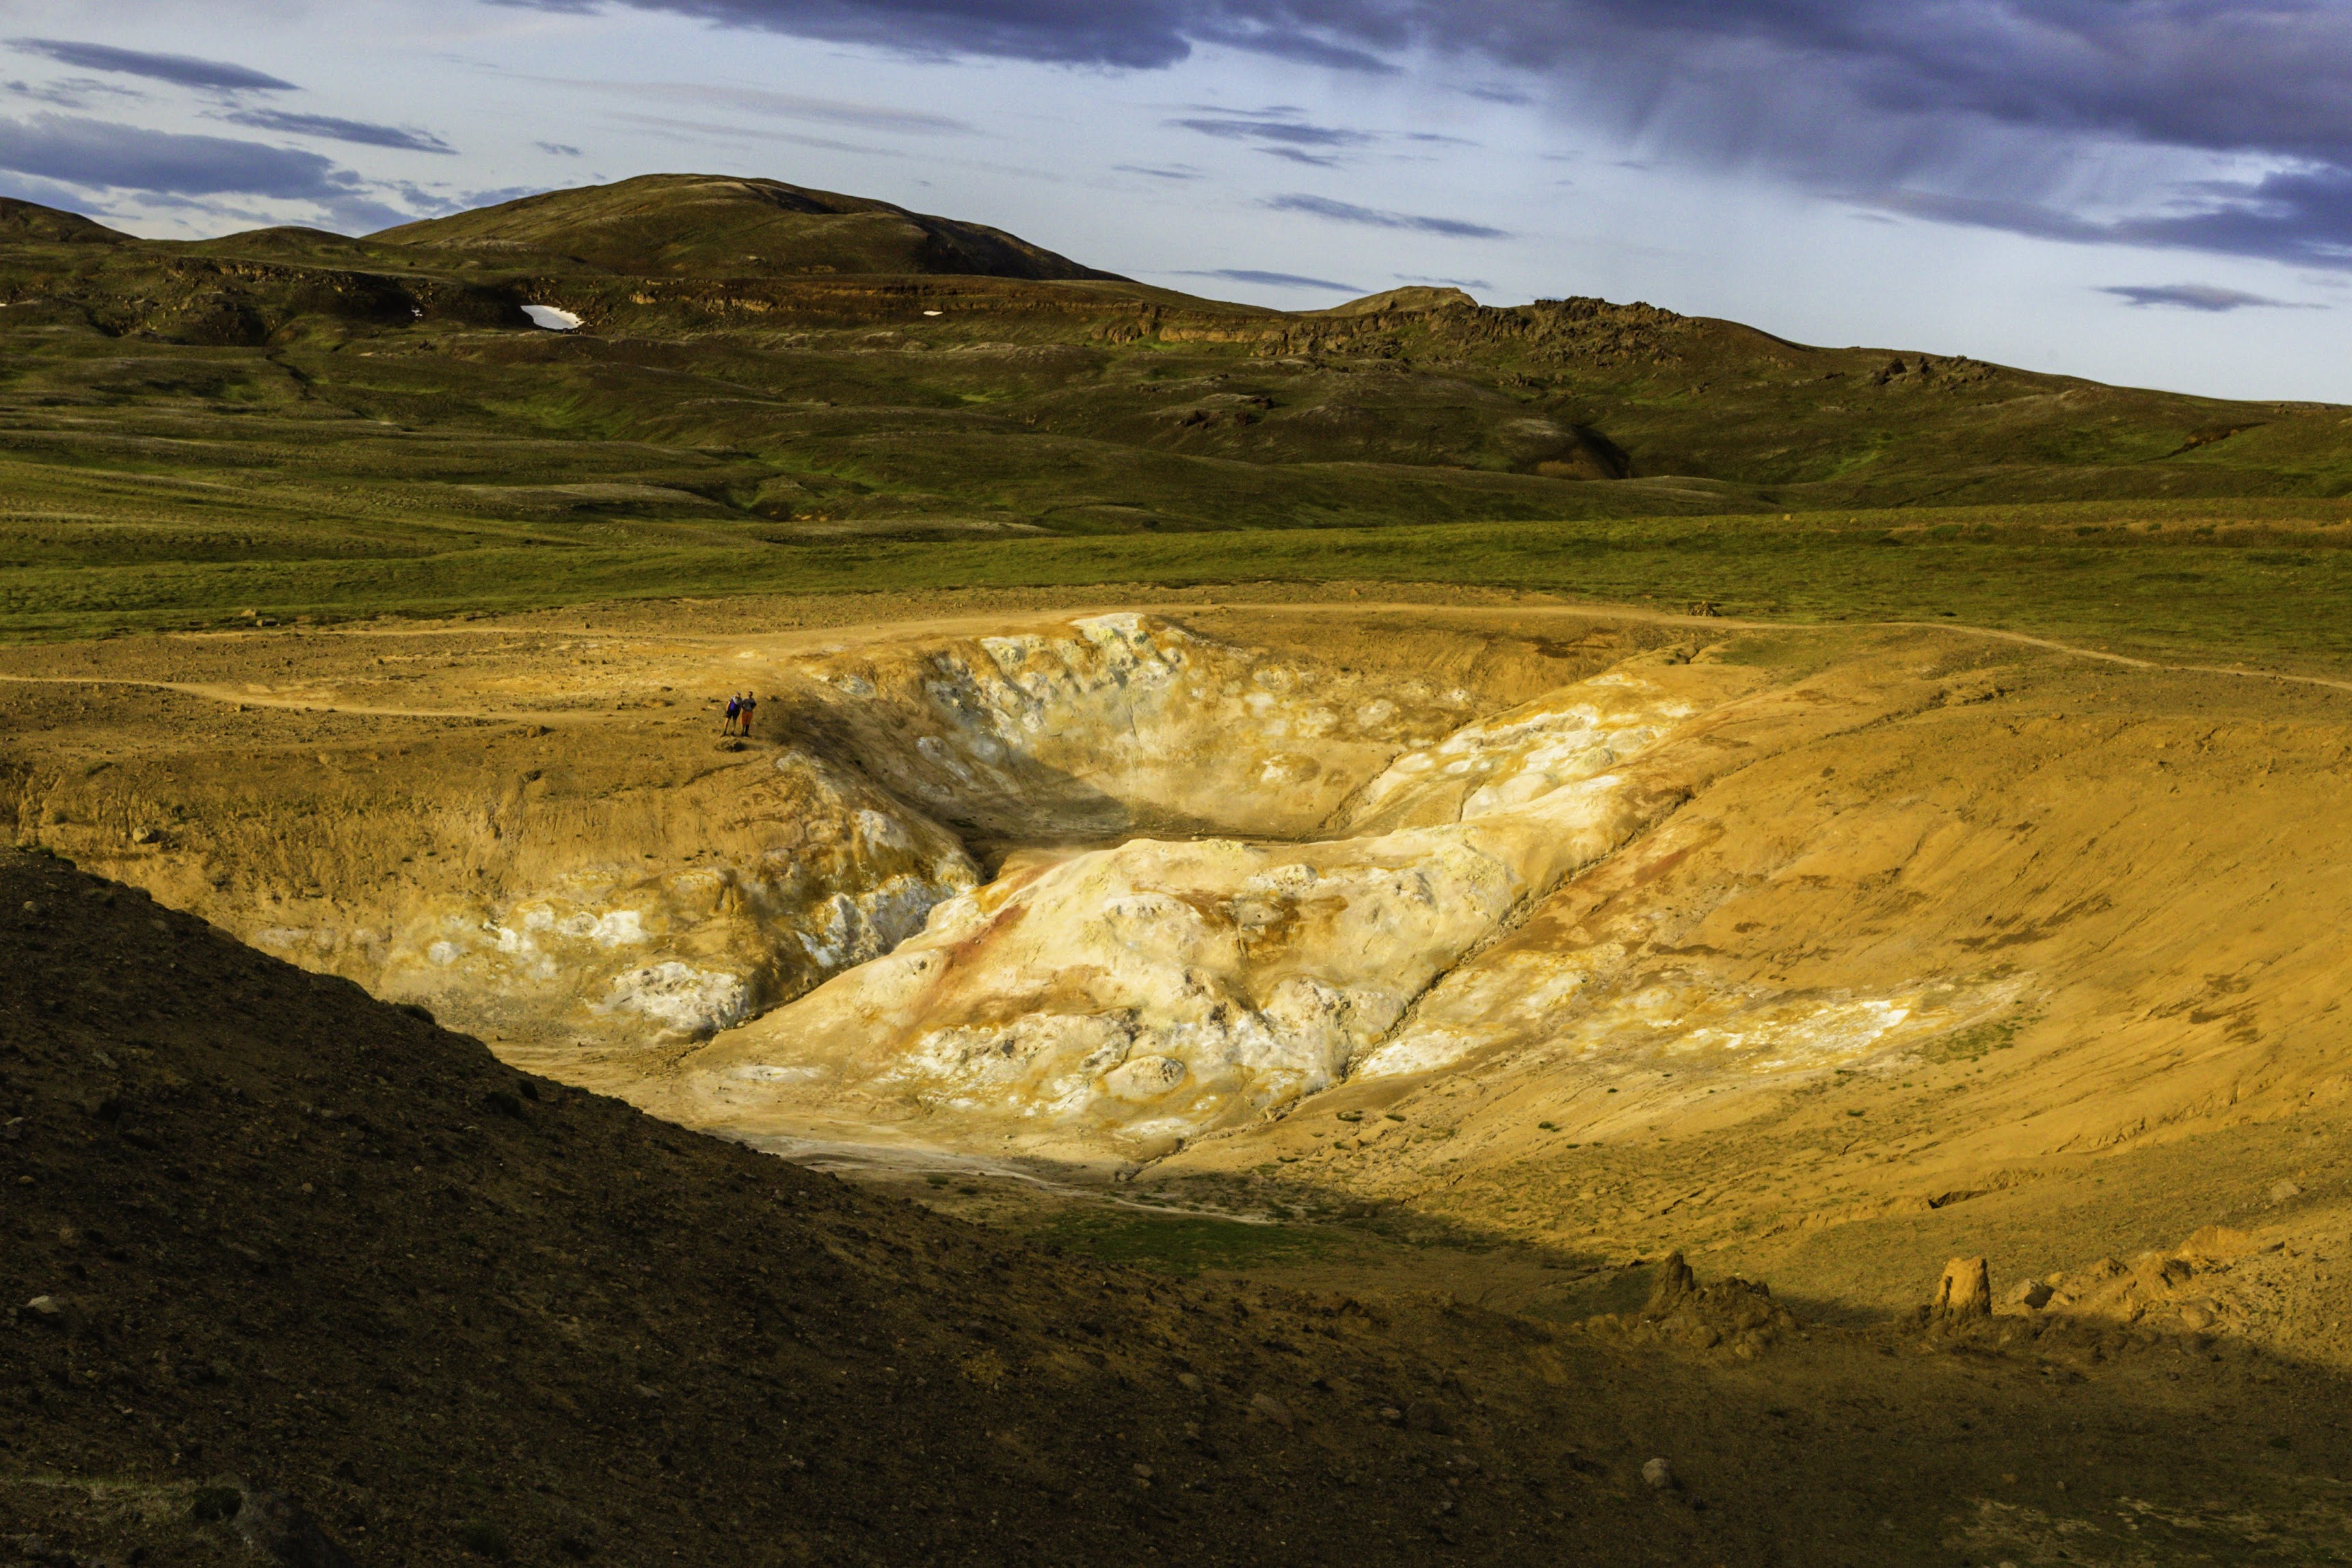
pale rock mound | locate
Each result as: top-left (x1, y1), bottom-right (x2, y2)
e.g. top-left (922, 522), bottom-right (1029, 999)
top-left (676, 655), bottom-right (1774, 1154)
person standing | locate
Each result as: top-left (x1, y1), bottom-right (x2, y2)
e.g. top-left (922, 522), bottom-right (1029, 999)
top-left (723, 693), bottom-right (741, 735)
top-left (739, 692), bottom-right (757, 739)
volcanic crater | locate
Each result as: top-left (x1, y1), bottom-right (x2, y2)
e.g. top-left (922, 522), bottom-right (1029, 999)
top-left (12, 591), bottom-right (2350, 1338)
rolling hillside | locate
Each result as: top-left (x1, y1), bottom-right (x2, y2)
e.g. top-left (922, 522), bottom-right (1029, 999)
top-left (0, 174), bottom-right (2344, 640)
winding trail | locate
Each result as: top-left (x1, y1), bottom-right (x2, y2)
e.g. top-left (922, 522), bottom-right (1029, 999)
top-left (5, 597), bottom-right (2352, 720)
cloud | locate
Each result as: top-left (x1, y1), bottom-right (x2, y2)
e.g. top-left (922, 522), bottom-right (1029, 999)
top-left (498, 0), bottom-right (2352, 267)
top-left (7, 38), bottom-right (293, 92)
top-left (478, 1), bottom-right (2352, 169)
top-left (487, 0), bottom-right (1326, 70)
top-left (539, 77), bottom-right (969, 134)
top-left (1173, 108), bottom-right (1385, 167)
top-left (1266, 192), bottom-right (1509, 239)
top-left (217, 109), bottom-right (455, 154)
top-left (0, 113), bottom-right (351, 198)
top-left (5, 75), bottom-right (142, 109)
top-left (1177, 266), bottom-right (1361, 290)
top-left (0, 165), bottom-right (113, 213)
top-left (1117, 163), bottom-right (1202, 180)
top-left (603, 111), bottom-right (900, 157)
top-left (537, 141), bottom-right (583, 157)
top-left (1396, 273), bottom-right (1491, 289)
top-left (2100, 282), bottom-right (2316, 312)
top-left (1876, 167), bottom-right (2352, 269)
top-left (1172, 112), bottom-right (1367, 150)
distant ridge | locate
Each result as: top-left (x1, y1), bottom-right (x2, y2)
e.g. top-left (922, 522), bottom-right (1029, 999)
top-left (370, 172), bottom-right (1123, 282)
top-left (0, 197), bottom-right (129, 245)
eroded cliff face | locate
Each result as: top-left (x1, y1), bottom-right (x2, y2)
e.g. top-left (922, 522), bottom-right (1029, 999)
top-left (680, 650), bottom-right (1784, 1154)
top-left (786, 611), bottom-right (1483, 841)
top-left (6, 718), bottom-right (980, 1049)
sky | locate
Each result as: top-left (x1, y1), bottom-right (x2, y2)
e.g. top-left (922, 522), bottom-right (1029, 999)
top-left (1, 1), bottom-right (2349, 401)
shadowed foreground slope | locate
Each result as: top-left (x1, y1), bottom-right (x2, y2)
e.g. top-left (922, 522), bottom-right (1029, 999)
top-left (10, 850), bottom-right (2352, 1565)
top-left (0, 848), bottom-right (1635, 1565)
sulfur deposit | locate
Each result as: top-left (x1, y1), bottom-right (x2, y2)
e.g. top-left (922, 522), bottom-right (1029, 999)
top-left (678, 641), bottom-right (1926, 1157)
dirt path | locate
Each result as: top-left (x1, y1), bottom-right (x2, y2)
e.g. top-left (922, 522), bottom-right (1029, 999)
top-left (16, 597), bottom-right (2352, 714)
top-left (0, 672), bottom-right (589, 724)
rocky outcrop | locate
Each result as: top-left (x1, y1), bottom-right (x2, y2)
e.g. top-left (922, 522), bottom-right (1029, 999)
top-left (1621, 1251), bottom-right (1796, 1357)
top-left (1932, 1257), bottom-right (1992, 1320)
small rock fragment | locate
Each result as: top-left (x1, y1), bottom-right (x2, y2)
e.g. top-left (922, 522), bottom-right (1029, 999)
top-left (2007, 1279), bottom-right (2053, 1310)
top-left (1248, 1392), bottom-right (1293, 1429)
top-left (2269, 1180), bottom-right (2303, 1204)
top-left (1404, 1401), bottom-right (1452, 1435)
top-left (1642, 1457), bottom-right (1676, 1490)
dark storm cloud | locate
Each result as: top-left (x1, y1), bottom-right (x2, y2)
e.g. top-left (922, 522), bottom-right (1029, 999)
top-left (1881, 165), bottom-right (2352, 268)
top-left (8, 38), bottom-right (295, 92)
top-left (507, 0), bottom-right (2352, 265)
top-left (486, 0), bottom-right (1205, 68)
top-left (487, 0), bottom-right (2352, 159)
top-left (219, 109), bottom-right (456, 154)
top-left (0, 113), bottom-right (352, 199)
top-left (2100, 283), bottom-right (2314, 312)
top-left (1177, 265), bottom-right (1361, 290)
top-left (1267, 192), bottom-right (1509, 239)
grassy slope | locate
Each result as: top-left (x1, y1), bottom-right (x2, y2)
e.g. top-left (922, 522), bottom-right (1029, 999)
top-left (371, 172), bottom-right (1122, 282)
top-left (12, 490), bottom-right (2352, 671)
top-left (0, 178), bottom-right (2347, 658)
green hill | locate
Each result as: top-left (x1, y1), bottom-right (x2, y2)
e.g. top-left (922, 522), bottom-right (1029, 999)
top-left (370, 172), bottom-right (1123, 282)
top-left (0, 196), bottom-right (131, 245)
